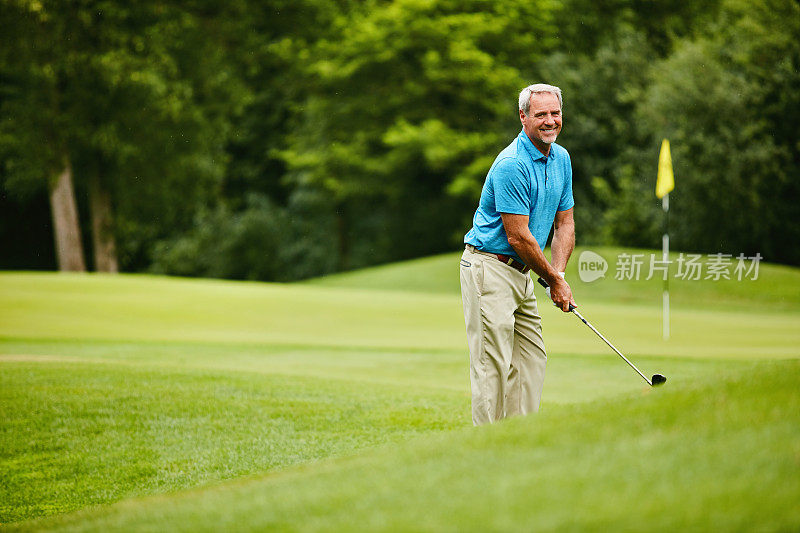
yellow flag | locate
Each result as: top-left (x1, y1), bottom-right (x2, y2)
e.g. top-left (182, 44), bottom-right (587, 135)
top-left (656, 139), bottom-right (674, 199)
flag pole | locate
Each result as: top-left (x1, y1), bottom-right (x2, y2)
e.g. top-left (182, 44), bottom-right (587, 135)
top-left (656, 138), bottom-right (674, 342)
top-left (662, 192), bottom-right (669, 340)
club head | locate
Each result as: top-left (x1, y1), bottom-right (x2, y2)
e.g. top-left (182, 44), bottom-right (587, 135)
top-left (651, 374), bottom-right (667, 386)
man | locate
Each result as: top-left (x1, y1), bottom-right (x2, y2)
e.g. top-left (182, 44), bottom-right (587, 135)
top-left (460, 83), bottom-right (576, 426)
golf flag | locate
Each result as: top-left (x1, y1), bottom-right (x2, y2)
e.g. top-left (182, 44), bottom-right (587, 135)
top-left (656, 139), bottom-right (674, 199)
top-left (656, 139), bottom-right (673, 340)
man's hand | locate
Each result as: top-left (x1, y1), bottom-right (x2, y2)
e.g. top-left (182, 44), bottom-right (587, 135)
top-left (548, 275), bottom-right (576, 312)
top-left (539, 276), bottom-right (577, 313)
top-left (545, 272), bottom-right (576, 312)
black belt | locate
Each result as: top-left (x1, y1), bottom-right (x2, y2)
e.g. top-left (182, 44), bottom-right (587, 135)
top-left (467, 245), bottom-right (531, 274)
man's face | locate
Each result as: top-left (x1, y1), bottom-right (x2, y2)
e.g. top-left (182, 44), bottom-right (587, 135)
top-left (520, 92), bottom-right (562, 148)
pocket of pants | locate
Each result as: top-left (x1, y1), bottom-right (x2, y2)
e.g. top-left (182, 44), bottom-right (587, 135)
top-left (461, 253), bottom-right (485, 297)
top-left (475, 259), bottom-right (485, 296)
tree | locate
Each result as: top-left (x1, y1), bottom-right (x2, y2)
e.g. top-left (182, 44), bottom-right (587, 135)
top-left (536, 24), bottom-right (659, 245)
top-left (282, 0), bottom-right (558, 269)
top-left (0, 1), bottom-right (242, 271)
top-left (0, 1), bottom-right (87, 270)
top-left (639, 0), bottom-right (800, 263)
top-left (220, 0), bottom-right (350, 210)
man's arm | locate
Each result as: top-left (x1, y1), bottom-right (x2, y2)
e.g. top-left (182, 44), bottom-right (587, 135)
top-left (551, 208), bottom-right (575, 272)
top-left (500, 212), bottom-right (576, 312)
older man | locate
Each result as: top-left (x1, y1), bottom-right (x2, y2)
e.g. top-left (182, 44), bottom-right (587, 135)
top-left (460, 83), bottom-right (576, 426)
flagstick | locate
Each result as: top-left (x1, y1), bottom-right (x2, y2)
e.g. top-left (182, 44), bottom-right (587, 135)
top-left (662, 192), bottom-right (670, 341)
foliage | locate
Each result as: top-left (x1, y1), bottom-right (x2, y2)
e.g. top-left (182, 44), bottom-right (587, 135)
top-left (2, 0), bottom-right (800, 277)
top-left (590, 171), bottom-right (660, 247)
top-left (150, 192), bottom-right (338, 281)
top-left (280, 0), bottom-right (558, 267)
top-left (219, 0), bottom-right (351, 209)
top-left (0, 0), bottom-right (244, 269)
top-left (537, 23), bottom-right (658, 244)
top-left (639, 0), bottom-right (800, 262)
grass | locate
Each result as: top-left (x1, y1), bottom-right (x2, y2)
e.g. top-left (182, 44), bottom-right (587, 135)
top-left (13, 360), bottom-right (798, 532)
top-left (1, 246), bottom-right (799, 530)
top-left (0, 360), bottom-right (464, 523)
top-left (307, 246), bottom-right (800, 312)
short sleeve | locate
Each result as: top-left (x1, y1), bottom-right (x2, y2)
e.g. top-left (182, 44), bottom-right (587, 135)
top-left (492, 158), bottom-right (530, 215)
top-left (558, 152), bottom-right (574, 211)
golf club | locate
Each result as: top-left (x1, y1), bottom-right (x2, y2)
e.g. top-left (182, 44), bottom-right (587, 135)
top-left (537, 277), bottom-right (666, 387)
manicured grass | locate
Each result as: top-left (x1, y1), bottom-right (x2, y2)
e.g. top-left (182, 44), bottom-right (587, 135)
top-left (2, 342), bottom-right (737, 524)
top-left (0, 359), bottom-right (465, 523)
top-left (2, 262), bottom-right (798, 361)
top-left (0, 272), bottom-right (465, 350)
top-left (307, 246), bottom-right (800, 312)
top-left (1, 248), bottom-right (798, 529)
top-left (306, 246), bottom-right (800, 311)
top-left (12, 359), bottom-right (799, 532)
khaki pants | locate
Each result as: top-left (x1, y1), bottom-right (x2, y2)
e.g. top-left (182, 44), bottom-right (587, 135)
top-left (460, 246), bottom-right (547, 426)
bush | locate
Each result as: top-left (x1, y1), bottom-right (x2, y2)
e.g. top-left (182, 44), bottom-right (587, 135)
top-left (150, 193), bottom-right (338, 282)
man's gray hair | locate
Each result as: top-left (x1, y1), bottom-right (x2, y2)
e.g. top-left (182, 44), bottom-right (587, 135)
top-left (518, 83), bottom-right (563, 114)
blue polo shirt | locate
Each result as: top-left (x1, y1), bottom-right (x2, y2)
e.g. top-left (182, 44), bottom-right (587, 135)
top-left (464, 130), bottom-right (574, 261)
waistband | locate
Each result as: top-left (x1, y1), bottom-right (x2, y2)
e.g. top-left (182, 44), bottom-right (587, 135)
top-left (465, 245), bottom-right (531, 274)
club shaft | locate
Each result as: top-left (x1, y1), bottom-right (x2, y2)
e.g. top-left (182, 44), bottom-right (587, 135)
top-left (570, 309), bottom-right (652, 385)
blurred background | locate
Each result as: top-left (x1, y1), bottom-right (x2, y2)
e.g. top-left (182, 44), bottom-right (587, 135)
top-left (1, 0), bottom-right (798, 280)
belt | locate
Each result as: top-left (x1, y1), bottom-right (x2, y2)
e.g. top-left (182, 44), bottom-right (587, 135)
top-left (466, 245), bottom-right (531, 274)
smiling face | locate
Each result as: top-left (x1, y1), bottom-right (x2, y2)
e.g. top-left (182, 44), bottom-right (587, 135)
top-left (520, 91), bottom-right (562, 154)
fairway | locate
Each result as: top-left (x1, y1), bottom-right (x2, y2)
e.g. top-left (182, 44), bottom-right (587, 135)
top-left (2, 247), bottom-right (799, 531)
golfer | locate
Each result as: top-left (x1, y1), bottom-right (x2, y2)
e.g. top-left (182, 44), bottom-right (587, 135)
top-left (460, 83), bottom-right (576, 426)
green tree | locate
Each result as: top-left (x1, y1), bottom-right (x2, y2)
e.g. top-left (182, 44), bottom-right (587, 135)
top-left (640, 0), bottom-right (800, 263)
top-left (220, 0), bottom-right (350, 210)
top-left (283, 0), bottom-right (558, 269)
top-left (0, 1), bottom-right (242, 271)
top-left (536, 24), bottom-right (659, 245)
top-left (146, 0), bottom-right (353, 281)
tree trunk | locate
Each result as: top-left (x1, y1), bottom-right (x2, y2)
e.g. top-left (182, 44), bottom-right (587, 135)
top-left (88, 173), bottom-right (118, 273)
top-left (336, 203), bottom-right (349, 271)
top-left (49, 157), bottom-right (86, 272)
